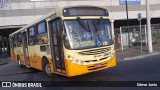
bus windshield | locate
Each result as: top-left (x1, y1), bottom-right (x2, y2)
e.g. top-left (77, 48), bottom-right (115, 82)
top-left (64, 19), bottom-right (113, 50)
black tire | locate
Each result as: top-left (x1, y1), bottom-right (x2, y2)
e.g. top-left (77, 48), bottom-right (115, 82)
top-left (42, 59), bottom-right (53, 77)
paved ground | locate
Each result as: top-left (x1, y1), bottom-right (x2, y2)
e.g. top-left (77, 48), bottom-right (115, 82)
top-left (0, 55), bottom-right (160, 90)
top-left (0, 44), bottom-right (160, 90)
top-left (0, 56), bottom-right (10, 66)
top-left (116, 44), bottom-right (160, 61)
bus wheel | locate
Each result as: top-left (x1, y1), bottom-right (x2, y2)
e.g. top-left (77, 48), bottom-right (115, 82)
top-left (42, 60), bottom-right (53, 77)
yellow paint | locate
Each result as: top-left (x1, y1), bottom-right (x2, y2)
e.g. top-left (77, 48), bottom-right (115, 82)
top-left (19, 53), bottom-right (25, 65)
top-left (29, 54), bottom-right (42, 70)
top-left (10, 48), bottom-right (15, 61)
top-left (65, 55), bottom-right (116, 77)
top-left (57, 69), bottom-right (62, 72)
top-left (48, 58), bottom-right (54, 73)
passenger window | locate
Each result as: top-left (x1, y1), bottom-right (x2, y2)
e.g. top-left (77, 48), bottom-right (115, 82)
top-left (10, 37), bottom-right (14, 48)
top-left (38, 22), bottom-right (46, 34)
top-left (17, 33), bottom-right (22, 47)
top-left (14, 33), bottom-right (22, 47)
top-left (28, 26), bottom-right (37, 45)
top-left (37, 21), bottom-right (48, 45)
top-left (14, 35), bottom-right (17, 47)
top-left (57, 19), bottom-right (63, 36)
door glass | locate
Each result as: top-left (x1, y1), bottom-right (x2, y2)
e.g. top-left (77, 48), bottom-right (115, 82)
top-left (51, 18), bottom-right (65, 72)
top-left (53, 36), bottom-right (58, 45)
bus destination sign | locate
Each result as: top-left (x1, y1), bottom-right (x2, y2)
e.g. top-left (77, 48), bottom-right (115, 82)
top-left (63, 7), bottom-right (108, 17)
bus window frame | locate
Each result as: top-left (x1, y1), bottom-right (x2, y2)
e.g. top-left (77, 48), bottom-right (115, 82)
top-left (36, 20), bottom-right (48, 45)
top-left (37, 21), bottom-right (47, 35)
top-left (13, 33), bottom-right (22, 47)
top-left (28, 25), bottom-right (37, 46)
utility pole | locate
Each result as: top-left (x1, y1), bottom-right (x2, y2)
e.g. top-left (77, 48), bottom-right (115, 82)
top-left (146, 0), bottom-right (153, 53)
top-left (138, 13), bottom-right (142, 53)
top-left (125, 0), bottom-right (130, 46)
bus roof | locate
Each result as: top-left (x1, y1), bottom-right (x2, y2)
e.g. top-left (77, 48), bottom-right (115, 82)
top-left (9, 9), bottom-right (56, 36)
top-left (9, 6), bottom-right (108, 37)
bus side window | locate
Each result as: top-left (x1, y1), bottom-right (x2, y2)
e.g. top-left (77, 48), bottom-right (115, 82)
top-left (57, 19), bottom-right (63, 36)
top-left (10, 36), bottom-right (14, 48)
top-left (37, 21), bottom-right (48, 45)
top-left (28, 26), bottom-right (37, 45)
top-left (14, 34), bottom-right (18, 47)
top-left (17, 33), bottom-right (22, 47)
top-left (13, 33), bottom-right (22, 47)
top-left (9, 37), bottom-right (13, 48)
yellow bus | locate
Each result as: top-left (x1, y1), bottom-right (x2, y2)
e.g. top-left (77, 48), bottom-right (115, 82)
top-left (9, 6), bottom-right (116, 77)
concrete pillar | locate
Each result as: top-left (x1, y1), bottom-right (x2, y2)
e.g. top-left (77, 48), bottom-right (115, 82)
top-left (146, 0), bottom-right (153, 53)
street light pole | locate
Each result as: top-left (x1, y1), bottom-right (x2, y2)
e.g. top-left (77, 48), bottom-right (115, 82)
top-left (146, 0), bottom-right (153, 53)
top-left (125, 0), bottom-right (130, 46)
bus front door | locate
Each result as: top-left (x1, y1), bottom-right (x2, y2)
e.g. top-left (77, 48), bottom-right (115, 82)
top-left (22, 31), bottom-right (30, 67)
top-left (10, 37), bottom-right (15, 61)
top-left (49, 18), bottom-right (66, 74)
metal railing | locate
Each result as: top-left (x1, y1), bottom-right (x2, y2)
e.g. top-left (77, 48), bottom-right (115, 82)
top-left (115, 23), bottom-right (160, 52)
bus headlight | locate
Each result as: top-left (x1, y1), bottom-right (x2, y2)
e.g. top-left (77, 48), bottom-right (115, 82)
top-left (111, 51), bottom-right (115, 56)
top-left (70, 57), bottom-right (74, 61)
top-left (68, 57), bottom-right (85, 65)
top-left (75, 59), bottom-right (79, 64)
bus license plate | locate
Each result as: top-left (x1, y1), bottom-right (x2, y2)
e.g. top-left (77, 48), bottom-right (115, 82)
top-left (94, 64), bottom-right (102, 68)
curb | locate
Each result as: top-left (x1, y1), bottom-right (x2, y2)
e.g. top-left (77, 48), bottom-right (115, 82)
top-left (117, 52), bottom-right (160, 61)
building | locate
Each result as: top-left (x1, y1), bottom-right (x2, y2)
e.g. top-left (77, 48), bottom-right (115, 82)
top-left (1, 0), bottom-right (160, 32)
top-left (0, 0), bottom-right (160, 54)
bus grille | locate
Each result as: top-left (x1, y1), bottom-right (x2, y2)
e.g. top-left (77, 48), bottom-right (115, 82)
top-left (79, 47), bottom-right (111, 55)
top-left (84, 56), bottom-right (108, 63)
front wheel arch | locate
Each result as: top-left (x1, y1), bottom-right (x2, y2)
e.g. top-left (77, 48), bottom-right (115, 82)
top-left (42, 57), bottom-right (53, 77)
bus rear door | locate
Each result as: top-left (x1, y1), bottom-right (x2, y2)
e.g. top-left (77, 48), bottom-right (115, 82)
top-left (22, 31), bottom-right (30, 67)
top-left (10, 36), bottom-right (15, 61)
top-left (49, 18), bottom-right (66, 74)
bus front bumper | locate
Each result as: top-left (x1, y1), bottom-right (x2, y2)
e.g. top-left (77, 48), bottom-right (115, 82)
top-left (65, 55), bottom-right (116, 77)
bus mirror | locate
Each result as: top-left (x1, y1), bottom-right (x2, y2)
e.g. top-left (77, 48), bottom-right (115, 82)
top-left (62, 33), bottom-right (67, 40)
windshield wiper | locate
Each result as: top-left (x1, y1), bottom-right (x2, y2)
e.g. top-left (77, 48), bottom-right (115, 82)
top-left (77, 17), bottom-right (90, 32)
top-left (93, 17), bottom-right (103, 39)
top-left (97, 17), bottom-right (103, 30)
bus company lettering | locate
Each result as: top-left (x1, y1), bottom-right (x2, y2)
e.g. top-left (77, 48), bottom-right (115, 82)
top-left (74, 41), bottom-right (95, 48)
top-left (28, 83), bottom-right (42, 87)
top-left (137, 83), bottom-right (158, 87)
top-left (12, 82), bottom-right (42, 87)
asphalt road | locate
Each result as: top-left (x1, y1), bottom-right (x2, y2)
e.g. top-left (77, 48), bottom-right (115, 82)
top-left (0, 55), bottom-right (160, 90)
